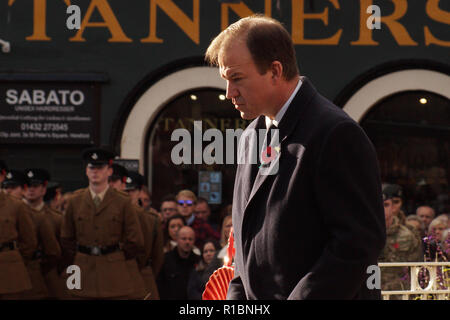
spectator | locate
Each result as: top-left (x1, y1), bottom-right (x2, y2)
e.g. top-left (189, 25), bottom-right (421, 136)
top-left (217, 214), bottom-right (233, 264)
top-left (163, 214), bottom-right (201, 255)
top-left (436, 214), bottom-right (449, 229)
top-left (195, 197), bottom-right (219, 231)
top-left (157, 226), bottom-right (200, 300)
top-left (187, 239), bottom-right (222, 300)
top-left (406, 214), bottom-right (426, 241)
top-left (422, 217), bottom-right (448, 268)
top-left (428, 217), bottom-right (447, 243)
top-left (442, 229), bottom-right (450, 259)
top-left (163, 214), bottom-right (186, 253)
top-left (379, 193), bottom-right (422, 297)
top-left (416, 205), bottom-right (436, 231)
top-left (382, 184), bottom-right (407, 225)
top-left (139, 185), bottom-right (152, 211)
top-left (219, 203), bottom-right (232, 225)
top-left (176, 190), bottom-right (220, 249)
top-left (160, 195), bottom-right (178, 225)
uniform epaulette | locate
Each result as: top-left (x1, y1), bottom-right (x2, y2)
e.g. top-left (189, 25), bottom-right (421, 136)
top-left (145, 209), bottom-right (160, 219)
top-left (112, 188), bottom-right (130, 199)
top-left (72, 187), bottom-right (87, 195)
top-left (47, 205), bottom-right (63, 215)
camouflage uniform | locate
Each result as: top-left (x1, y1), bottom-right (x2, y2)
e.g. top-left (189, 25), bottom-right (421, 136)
top-left (379, 216), bottom-right (423, 292)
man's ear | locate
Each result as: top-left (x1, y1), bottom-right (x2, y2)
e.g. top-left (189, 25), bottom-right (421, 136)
top-left (107, 166), bottom-right (113, 177)
top-left (271, 61), bottom-right (283, 82)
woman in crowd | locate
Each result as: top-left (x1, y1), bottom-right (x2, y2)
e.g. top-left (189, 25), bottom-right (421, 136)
top-left (163, 214), bottom-right (186, 253)
top-left (217, 214), bottom-right (233, 264)
top-left (163, 214), bottom-right (201, 255)
top-left (187, 239), bottom-right (222, 300)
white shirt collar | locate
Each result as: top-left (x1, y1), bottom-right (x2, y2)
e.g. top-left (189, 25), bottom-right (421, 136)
top-left (89, 185), bottom-right (109, 202)
top-left (265, 77), bottom-right (302, 129)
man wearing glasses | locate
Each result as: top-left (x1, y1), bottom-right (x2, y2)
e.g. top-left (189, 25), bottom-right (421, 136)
top-left (175, 190), bottom-right (219, 249)
top-left (160, 195), bottom-right (178, 225)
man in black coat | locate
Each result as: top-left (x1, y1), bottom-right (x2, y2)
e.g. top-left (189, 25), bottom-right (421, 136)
top-left (157, 226), bottom-right (200, 299)
top-left (205, 15), bottom-right (386, 300)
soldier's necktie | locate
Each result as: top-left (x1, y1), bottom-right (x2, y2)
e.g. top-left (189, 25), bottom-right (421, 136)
top-left (93, 195), bottom-right (101, 208)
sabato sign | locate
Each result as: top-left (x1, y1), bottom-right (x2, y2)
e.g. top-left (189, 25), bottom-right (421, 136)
top-left (7, 0), bottom-right (449, 46)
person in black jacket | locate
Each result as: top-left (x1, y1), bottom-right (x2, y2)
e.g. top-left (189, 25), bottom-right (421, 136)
top-left (205, 15), bottom-right (386, 300)
top-left (187, 239), bottom-right (222, 300)
top-left (157, 226), bottom-right (200, 300)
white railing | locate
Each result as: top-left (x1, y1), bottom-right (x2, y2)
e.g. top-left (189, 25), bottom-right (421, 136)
top-left (379, 262), bottom-right (450, 300)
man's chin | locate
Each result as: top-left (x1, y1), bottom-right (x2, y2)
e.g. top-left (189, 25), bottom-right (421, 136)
top-left (240, 111), bottom-right (258, 120)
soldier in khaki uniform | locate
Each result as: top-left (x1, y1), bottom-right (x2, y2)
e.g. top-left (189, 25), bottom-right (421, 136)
top-left (382, 184), bottom-right (407, 225)
top-left (3, 170), bottom-right (28, 199)
top-left (379, 191), bottom-right (422, 298)
top-left (124, 171), bottom-right (164, 300)
top-left (23, 168), bottom-right (68, 299)
top-left (2, 169), bottom-right (53, 299)
top-left (0, 183), bottom-right (38, 299)
top-left (61, 148), bottom-right (144, 299)
top-left (17, 169), bottom-right (61, 300)
top-left (107, 164), bottom-right (147, 299)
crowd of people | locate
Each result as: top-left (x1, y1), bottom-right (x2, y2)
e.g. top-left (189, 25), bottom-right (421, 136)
top-left (1, 152), bottom-right (449, 300)
top-left (0, 153), bottom-right (231, 300)
top-left (380, 183), bottom-right (449, 298)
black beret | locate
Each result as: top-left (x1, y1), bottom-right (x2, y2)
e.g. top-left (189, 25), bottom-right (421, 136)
top-left (82, 147), bottom-right (115, 167)
top-left (2, 170), bottom-right (29, 188)
top-left (44, 181), bottom-right (61, 202)
top-left (111, 163), bottom-right (129, 183)
top-left (125, 171), bottom-right (144, 191)
top-left (24, 168), bottom-right (51, 186)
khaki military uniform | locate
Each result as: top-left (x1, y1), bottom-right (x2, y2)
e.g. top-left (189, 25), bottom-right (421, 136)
top-left (21, 203), bottom-right (61, 299)
top-left (0, 193), bottom-right (37, 299)
top-left (396, 210), bottom-right (407, 225)
top-left (379, 216), bottom-right (423, 293)
top-left (37, 204), bottom-right (70, 299)
top-left (135, 206), bottom-right (164, 300)
top-left (61, 187), bottom-right (144, 299)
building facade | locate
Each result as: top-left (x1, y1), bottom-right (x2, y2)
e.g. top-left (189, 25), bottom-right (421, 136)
top-left (0, 0), bottom-right (449, 215)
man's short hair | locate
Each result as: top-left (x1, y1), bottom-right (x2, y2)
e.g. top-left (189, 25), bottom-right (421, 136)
top-left (196, 197), bottom-right (209, 206)
top-left (416, 205), bottom-right (436, 218)
top-left (205, 14), bottom-right (299, 81)
top-left (161, 194), bottom-right (177, 203)
top-left (176, 189), bottom-right (197, 203)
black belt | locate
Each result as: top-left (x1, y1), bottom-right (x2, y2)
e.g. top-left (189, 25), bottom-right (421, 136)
top-left (0, 241), bottom-right (16, 251)
top-left (77, 244), bottom-right (120, 256)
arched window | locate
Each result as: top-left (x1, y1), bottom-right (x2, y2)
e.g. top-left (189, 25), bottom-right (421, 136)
top-left (360, 90), bottom-right (450, 215)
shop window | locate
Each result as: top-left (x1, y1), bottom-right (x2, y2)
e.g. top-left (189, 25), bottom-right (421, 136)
top-left (146, 88), bottom-right (251, 212)
top-left (361, 90), bottom-right (450, 216)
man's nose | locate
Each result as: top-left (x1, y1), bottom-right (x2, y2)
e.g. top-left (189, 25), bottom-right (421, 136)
top-left (226, 81), bottom-right (238, 100)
